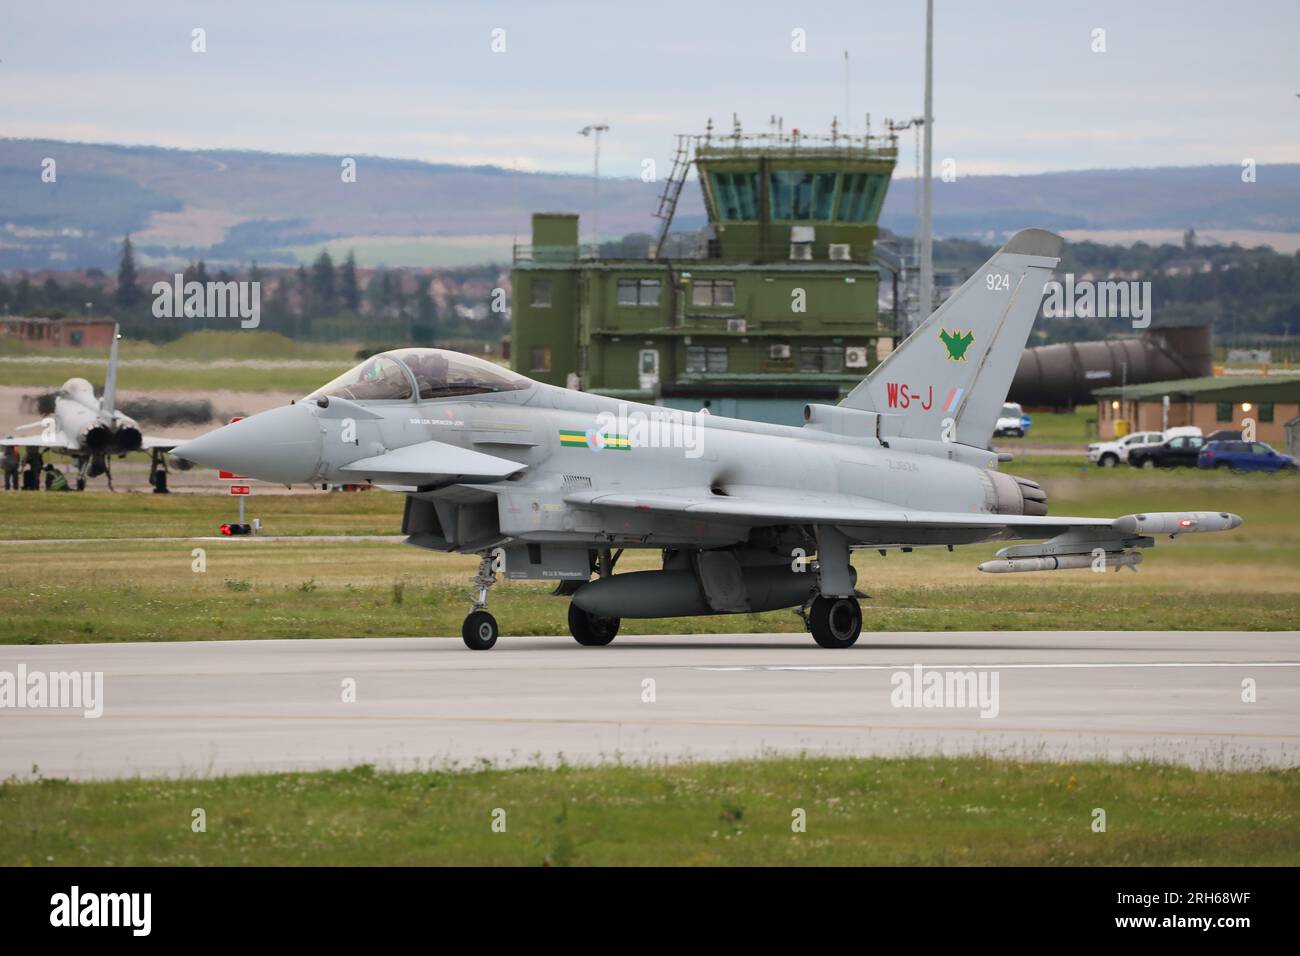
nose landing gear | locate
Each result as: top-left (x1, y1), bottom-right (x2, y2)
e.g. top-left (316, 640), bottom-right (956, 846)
top-left (461, 551), bottom-right (500, 650)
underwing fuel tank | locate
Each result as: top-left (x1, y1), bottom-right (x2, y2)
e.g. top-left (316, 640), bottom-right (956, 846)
top-left (977, 552), bottom-right (1142, 573)
top-left (572, 565), bottom-right (824, 619)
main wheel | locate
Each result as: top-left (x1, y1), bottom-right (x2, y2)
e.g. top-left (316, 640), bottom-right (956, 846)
top-left (1099, 453), bottom-right (1118, 468)
top-left (568, 603), bottom-right (620, 646)
top-left (462, 610), bottom-right (498, 650)
top-left (809, 595), bottom-right (862, 648)
top-left (1215, 460), bottom-right (1233, 471)
top-left (1141, 458), bottom-right (1156, 469)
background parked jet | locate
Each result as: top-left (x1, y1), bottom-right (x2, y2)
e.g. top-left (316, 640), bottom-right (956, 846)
top-left (173, 230), bottom-right (1242, 649)
top-left (3, 324), bottom-right (184, 490)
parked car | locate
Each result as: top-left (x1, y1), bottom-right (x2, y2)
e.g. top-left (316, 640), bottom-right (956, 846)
top-left (993, 402), bottom-right (1032, 438)
top-left (1087, 430), bottom-right (1164, 467)
top-left (1198, 440), bottom-right (1297, 473)
top-left (1128, 434), bottom-right (1206, 468)
top-left (1205, 429), bottom-right (1243, 443)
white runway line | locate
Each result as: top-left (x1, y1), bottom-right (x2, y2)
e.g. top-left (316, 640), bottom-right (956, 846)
top-left (697, 661), bottom-right (1300, 672)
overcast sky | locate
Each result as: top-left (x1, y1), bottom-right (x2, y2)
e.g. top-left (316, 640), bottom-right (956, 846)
top-left (3, 0), bottom-right (1296, 179)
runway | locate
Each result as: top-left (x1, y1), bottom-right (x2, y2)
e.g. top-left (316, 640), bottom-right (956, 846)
top-left (1, 631), bottom-right (1297, 779)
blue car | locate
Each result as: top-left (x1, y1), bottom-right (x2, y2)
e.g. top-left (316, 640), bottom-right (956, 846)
top-left (1197, 440), bottom-right (1297, 473)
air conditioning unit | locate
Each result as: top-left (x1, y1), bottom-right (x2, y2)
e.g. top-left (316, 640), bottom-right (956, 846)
top-left (726, 318), bottom-right (747, 333)
top-left (789, 244), bottom-right (812, 261)
top-left (844, 346), bottom-right (869, 369)
top-left (769, 344), bottom-right (791, 360)
top-left (828, 243), bottom-right (851, 261)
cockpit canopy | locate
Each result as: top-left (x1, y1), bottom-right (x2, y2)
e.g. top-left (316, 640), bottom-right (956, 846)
top-left (307, 348), bottom-right (530, 403)
top-left (59, 377), bottom-right (99, 408)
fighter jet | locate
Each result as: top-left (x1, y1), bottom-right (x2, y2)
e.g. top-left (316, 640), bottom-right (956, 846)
top-left (3, 324), bottom-right (185, 490)
top-left (172, 230), bottom-right (1242, 649)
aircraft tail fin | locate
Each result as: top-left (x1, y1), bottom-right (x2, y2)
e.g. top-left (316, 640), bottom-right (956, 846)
top-left (841, 228), bottom-right (1061, 447)
top-left (101, 323), bottom-right (121, 417)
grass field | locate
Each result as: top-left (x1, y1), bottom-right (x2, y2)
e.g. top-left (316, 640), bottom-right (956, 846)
top-left (2, 756), bottom-right (1296, 866)
top-left (1, 468), bottom-right (1296, 643)
top-left (1019, 405), bottom-right (1099, 446)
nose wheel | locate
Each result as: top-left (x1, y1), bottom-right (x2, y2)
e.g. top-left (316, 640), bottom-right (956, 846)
top-left (462, 610), bottom-right (499, 650)
top-left (461, 551), bottom-right (501, 650)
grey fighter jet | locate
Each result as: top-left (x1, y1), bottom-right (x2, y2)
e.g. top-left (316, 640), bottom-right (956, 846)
top-left (3, 324), bottom-right (185, 490)
top-left (172, 230), bottom-right (1242, 649)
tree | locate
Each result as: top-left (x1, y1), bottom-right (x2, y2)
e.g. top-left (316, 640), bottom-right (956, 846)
top-left (116, 235), bottom-right (140, 309)
top-left (339, 251), bottom-right (361, 313)
top-left (310, 250), bottom-right (337, 316)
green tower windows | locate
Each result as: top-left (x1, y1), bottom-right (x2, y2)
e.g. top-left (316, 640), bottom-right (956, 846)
top-left (692, 278), bottom-right (736, 307)
top-left (836, 173), bottom-right (887, 223)
top-left (617, 278), bottom-right (662, 306)
top-left (710, 171), bottom-right (760, 221)
top-left (768, 171), bottom-right (837, 221)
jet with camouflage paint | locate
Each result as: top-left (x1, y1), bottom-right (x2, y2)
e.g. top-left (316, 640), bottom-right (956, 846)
top-left (172, 230), bottom-right (1242, 649)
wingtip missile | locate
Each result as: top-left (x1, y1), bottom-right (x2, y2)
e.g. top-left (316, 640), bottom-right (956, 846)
top-left (1112, 512), bottom-right (1243, 535)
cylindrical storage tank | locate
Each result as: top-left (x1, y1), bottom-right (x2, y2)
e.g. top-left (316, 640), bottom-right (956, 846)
top-left (1009, 325), bottom-right (1212, 407)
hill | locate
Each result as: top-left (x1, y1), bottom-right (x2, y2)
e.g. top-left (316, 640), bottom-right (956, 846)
top-left (3, 137), bottom-right (1299, 270)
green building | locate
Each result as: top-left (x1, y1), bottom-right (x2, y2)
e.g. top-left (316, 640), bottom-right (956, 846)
top-left (511, 125), bottom-right (901, 425)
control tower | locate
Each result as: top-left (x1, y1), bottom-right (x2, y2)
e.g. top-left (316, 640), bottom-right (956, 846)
top-left (511, 119), bottom-right (901, 425)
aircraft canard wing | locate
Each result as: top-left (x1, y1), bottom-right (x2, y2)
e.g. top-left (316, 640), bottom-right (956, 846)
top-left (562, 488), bottom-right (1241, 541)
top-left (336, 439), bottom-right (526, 486)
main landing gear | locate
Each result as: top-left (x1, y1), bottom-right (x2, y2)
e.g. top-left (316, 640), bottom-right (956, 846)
top-left (461, 551), bottom-right (500, 650)
top-left (800, 594), bottom-right (863, 648)
top-left (567, 603), bottom-right (620, 646)
top-left (566, 547), bottom-right (620, 647)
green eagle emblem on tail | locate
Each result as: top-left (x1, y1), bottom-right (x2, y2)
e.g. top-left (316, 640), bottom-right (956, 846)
top-left (939, 327), bottom-right (975, 361)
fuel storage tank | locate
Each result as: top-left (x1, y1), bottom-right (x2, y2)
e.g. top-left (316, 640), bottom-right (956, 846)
top-left (1009, 325), bottom-right (1212, 408)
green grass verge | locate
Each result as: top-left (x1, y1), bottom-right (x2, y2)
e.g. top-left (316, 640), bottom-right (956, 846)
top-left (1019, 405), bottom-right (1099, 446)
top-left (0, 471), bottom-right (1295, 643)
top-left (3, 757), bottom-right (1296, 865)
top-left (0, 489), bottom-right (403, 540)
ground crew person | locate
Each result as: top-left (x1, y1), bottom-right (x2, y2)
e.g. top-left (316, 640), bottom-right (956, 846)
top-left (2, 446), bottom-right (18, 490)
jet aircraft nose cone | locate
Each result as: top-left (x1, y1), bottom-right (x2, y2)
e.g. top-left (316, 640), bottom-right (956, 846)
top-left (172, 403), bottom-right (322, 484)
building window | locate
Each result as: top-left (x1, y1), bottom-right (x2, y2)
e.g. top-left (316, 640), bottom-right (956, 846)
top-left (1259, 401), bottom-right (1274, 423)
top-left (798, 346), bottom-right (844, 373)
top-left (530, 279), bottom-right (553, 308)
top-left (710, 171), bottom-right (760, 221)
top-left (768, 171), bottom-right (837, 221)
top-left (686, 345), bottom-right (729, 373)
top-left (529, 346), bottom-right (552, 373)
top-left (691, 279), bottom-right (736, 307)
top-left (617, 278), bottom-right (661, 307)
top-left (837, 173), bottom-right (886, 223)
top-left (1215, 401), bottom-right (1232, 422)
